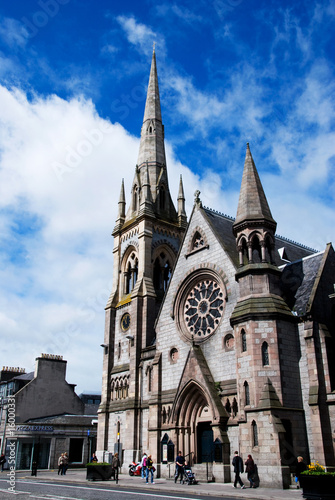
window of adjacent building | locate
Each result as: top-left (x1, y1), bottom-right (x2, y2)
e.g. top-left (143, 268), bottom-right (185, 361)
top-left (69, 438), bottom-right (84, 463)
top-left (262, 341), bottom-right (269, 366)
top-left (244, 381), bottom-right (250, 406)
top-left (241, 329), bottom-right (247, 352)
top-left (252, 420), bottom-right (258, 447)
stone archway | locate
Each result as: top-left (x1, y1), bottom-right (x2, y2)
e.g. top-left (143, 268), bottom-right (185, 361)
top-left (174, 380), bottom-right (212, 464)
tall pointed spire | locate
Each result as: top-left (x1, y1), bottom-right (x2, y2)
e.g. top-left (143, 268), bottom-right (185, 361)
top-left (177, 175), bottom-right (187, 228)
top-left (118, 178), bottom-right (126, 219)
top-left (233, 143), bottom-right (276, 235)
top-left (137, 49), bottom-right (166, 170)
top-left (112, 179), bottom-right (126, 234)
top-left (125, 50), bottom-right (180, 224)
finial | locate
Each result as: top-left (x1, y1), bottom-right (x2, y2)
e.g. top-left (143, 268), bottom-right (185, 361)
top-left (153, 41), bottom-right (156, 53)
top-left (194, 190), bottom-right (202, 207)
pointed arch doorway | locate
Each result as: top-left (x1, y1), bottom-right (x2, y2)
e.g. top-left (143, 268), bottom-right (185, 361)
top-left (174, 381), bottom-right (216, 464)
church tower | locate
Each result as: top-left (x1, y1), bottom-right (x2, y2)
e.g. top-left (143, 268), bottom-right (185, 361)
top-left (230, 144), bottom-right (307, 486)
top-left (97, 50), bottom-right (187, 463)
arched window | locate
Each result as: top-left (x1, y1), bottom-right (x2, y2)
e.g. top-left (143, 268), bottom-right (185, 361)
top-left (241, 237), bottom-right (248, 266)
top-left (264, 235), bottom-right (273, 263)
top-left (192, 231), bottom-right (204, 250)
top-left (251, 235), bottom-right (261, 263)
top-left (153, 258), bottom-right (161, 290)
top-left (125, 262), bottom-right (132, 294)
top-left (262, 341), bottom-right (269, 366)
top-left (232, 397), bottom-right (238, 417)
top-left (252, 420), bottom-right (258, 447)
top-left (111, 380), bottom-right (115, 401)
top-left (124, 253), bottom-right (138, 294)
top-left (241, 329), bottom-right (247, 352)
top-left (244, 381), bottom-right (250, 406)
top-left (153, 252), bottom-right (172, 295)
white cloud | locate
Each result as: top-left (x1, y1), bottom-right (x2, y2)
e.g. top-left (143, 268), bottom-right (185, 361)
top-left (0, 17), bottom-right (29, 49)
top-left (116, 15), bottom-right (166, 57)
top-left (0, 84), bottom-right (207, 392)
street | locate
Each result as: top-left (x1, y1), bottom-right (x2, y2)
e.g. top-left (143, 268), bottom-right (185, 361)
top-left (0, 478), bottom-right (236, 500)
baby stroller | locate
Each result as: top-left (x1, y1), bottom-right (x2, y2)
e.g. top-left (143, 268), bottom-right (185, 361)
top-left (183, 464), bottom-right (198, 485)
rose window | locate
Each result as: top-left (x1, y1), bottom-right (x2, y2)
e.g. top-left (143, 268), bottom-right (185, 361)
top-left (184, 280), bottom-right (224, 339)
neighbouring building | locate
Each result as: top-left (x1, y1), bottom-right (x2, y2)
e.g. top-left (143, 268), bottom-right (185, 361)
top-left (97, 50), bottom-right (335, 488)
top-left (0, 354), bottom-right (100, 470)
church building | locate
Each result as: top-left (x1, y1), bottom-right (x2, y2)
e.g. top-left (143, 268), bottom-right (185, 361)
top-left (97, 51), bottom-right (335, 488)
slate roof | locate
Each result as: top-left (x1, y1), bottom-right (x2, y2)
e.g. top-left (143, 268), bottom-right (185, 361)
top-left (25, 414), bottom-right (97, 425)
top-left (280, 252), bottom-right (324, 315)
top-left (202, 206), bottom-right (316, 269)
top-left (201, 206), bottom-right (326, 318)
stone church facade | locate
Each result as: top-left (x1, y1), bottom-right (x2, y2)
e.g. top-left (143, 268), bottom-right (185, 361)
top-left (97, 51), bottom-right (335, 488)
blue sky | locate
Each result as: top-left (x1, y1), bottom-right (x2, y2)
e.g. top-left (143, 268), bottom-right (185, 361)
top-left (0, 0), bottom-right (334, 393)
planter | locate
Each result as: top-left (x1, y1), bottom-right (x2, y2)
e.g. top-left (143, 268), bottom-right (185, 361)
top-left (300, 474), bottom-right (335, 500)
top-left (86, 464), bottom-right (114, 481)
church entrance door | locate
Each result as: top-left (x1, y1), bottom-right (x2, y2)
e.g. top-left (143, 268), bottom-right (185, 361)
top-left (197, 422), bottom-right (213, 463)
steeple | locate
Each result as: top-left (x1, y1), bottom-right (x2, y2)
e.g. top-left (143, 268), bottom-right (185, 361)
top-left (125, 50), bottom-right (180, 223)
top-left (137, 48), bottom-right (166, 172)
top-left (233, 143), bottom-right (276, 235)
top-left (233, 143), bottom-right (276, 266)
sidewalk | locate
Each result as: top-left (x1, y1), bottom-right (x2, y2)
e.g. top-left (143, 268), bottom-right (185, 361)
top-left (15, 468), bottom-right (303, 500)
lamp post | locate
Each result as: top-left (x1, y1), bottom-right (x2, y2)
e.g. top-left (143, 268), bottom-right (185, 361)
top-left (87, 429), bottom-right (90, 463)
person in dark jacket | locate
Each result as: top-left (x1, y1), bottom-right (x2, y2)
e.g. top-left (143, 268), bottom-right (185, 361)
top-left (174, 451), bottom-right (185, 484)
top-left (0, 453), bottom-right (6, 472)
top-left (245, 454), bottom-right (255, 488)
top-left (295, 456), bottom-right (307, 487)
top-left (232, 451), bottom-right (245, 489)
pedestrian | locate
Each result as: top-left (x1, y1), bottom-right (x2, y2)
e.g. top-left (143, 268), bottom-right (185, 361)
top-left (0, 453), bottom-right (6, 472)
top-left (174, 450), bottom-right (185, 484)
top-left (112, 452), bottom-right (120, 481)
top-left (140, 452), bottom-right (147, 479)
top-left (232, 450), bottom-right (245, 489)
top-left (295, 456), bottom-right (307, 487)
top-left (245, 454), bottom-right (255, 488)
top-left (62, 452), bottom-right (69, 475)
top-left (90, 452), bottom-right (98, 462)
top-left (145, 454), bottom-right (155, 484)
top-left (57, 453), bottom-right (64, 475)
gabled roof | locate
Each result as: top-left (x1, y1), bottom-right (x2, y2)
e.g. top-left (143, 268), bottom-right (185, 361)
top-left (280, 245), bottom-right (333, 316)
top-left (202, 206), bottom-right (315, 269)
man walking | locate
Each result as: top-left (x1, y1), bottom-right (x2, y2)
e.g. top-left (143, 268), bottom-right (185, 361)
top-left (174, 451), bottom-right (185, 484)
top-left (232, 450), bottom-right (245, 489)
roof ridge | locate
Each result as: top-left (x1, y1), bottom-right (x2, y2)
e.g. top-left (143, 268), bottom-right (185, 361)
top-left (203, 206), bottom-right (317, 253)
